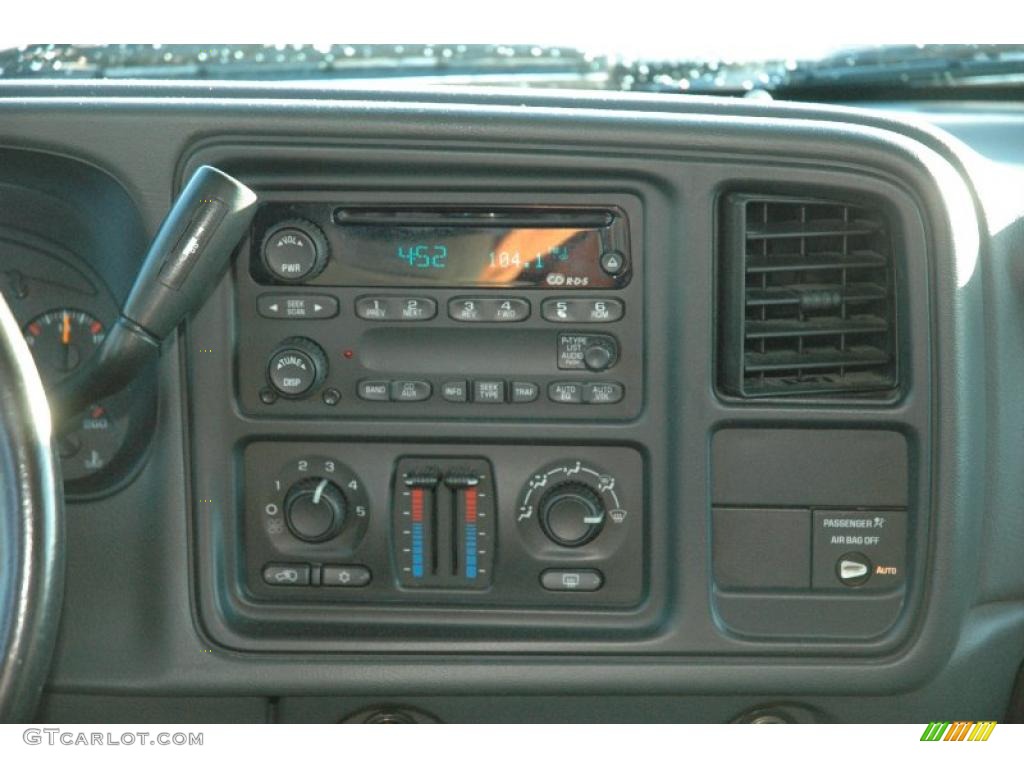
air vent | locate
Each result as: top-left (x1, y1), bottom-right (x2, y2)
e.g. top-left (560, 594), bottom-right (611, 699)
top-left (719, 194), bottom-right (898, 398)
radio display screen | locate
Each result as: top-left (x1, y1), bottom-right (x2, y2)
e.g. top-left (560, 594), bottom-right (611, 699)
top-left (323, 208), bottom-right (630, 289)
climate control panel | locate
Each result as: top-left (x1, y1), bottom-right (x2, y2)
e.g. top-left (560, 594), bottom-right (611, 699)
top-left (243, 442), bottom-right (644, 608)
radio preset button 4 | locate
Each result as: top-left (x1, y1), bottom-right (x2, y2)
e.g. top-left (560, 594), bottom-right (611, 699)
top-left (449, 297), bottom-right (530, 322)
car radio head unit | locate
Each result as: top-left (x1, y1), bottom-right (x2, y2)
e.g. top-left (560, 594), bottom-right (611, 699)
top-left (254, 205), bottom-right (631, 289)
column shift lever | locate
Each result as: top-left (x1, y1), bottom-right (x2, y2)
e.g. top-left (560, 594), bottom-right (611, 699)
top-left (50, 165), bottom-right (258, 431)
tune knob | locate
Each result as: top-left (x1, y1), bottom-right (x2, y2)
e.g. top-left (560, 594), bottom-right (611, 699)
top-left (261, 218), bottom-right (330, 283)
top-left (267, 336), bottom-right (327, 398)
top-left (539, 482), bottom-right (606, 547)
top-left (284, 477), bottom-right (347, 542)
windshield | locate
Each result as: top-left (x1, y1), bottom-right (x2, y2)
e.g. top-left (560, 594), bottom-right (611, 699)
top-left (2, 44), bottom-right (1023, 99)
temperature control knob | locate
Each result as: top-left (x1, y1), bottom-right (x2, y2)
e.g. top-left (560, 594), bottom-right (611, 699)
top-left (284, 477), bottom-right (347, 542)
top-left (267, 337), bottom-right (327, 398)
top-left (539, 483), bottom-right (606, 547)
top-left (261, 219), bottom-right (330, 283)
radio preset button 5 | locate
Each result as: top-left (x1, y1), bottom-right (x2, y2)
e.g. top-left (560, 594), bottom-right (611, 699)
top-left (542, 298), bottom-right (624, 323)
top-left (355, 296), bottom-right (437, 321)
top-left (449, 297), bottom-right (530, 323)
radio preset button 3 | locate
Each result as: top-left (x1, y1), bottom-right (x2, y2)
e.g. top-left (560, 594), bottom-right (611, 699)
top-left (449, 297), bottom-right (530, 323)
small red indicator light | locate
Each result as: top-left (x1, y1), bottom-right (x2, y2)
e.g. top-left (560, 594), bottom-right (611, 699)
top-left (343, 349), bottom-right (354, 359)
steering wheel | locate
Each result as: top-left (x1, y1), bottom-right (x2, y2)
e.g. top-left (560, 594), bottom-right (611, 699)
top-left (0, 293), bottom-right (64, 722)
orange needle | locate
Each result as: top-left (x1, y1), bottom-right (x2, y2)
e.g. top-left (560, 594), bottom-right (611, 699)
top-left (61, 312), bottom-right (71, 345)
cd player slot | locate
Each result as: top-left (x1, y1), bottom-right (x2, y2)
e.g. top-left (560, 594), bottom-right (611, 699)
top-left (334, 207), bottom-right (614, 228)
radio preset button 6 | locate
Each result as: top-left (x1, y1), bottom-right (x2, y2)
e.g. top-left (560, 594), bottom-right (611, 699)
top-left (542, 298), bottom-right (624, 324)
top-left (449, 297), bottom-right (530, 323)
top-left (355, 296), bottom-right (437, 321)
top-left (258, 294), bottom-right (339, 320)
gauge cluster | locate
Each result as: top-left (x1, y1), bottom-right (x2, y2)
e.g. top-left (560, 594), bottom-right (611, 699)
top-left (1, 229), bottom-right (155, 497)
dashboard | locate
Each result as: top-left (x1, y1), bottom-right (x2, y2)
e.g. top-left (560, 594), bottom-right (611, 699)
top-left (1, 82), bottom-right (1023, 723)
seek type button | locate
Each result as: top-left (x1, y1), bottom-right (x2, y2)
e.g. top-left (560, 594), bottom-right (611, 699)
top-left (473, 380), bottom-right (506, 403)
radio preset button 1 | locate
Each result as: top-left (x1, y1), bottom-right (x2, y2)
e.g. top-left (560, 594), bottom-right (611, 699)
top-left (549, 382), bottom-right (584, 403)
top-left (541, 298), bottom-right (624, 323)
top-left (391, 380), bottom-right (432, 402)
top-left (449, 297), bottom-right (530, 322)
top-left (357, 380), bottom-right (391, 401)
top-left (355, 296), bottom-right (437, 321)
top-left (583, 382), bottom-right (624, 404)
top-left (258, 294), bottom-right (339, 319)
top-left (511, 382), bottom-right (539, 403)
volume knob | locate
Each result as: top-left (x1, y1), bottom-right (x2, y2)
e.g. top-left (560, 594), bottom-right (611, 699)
top-left (539, 482), bottom-right (606, 547)
top-left (261, 218), bottom-right (330, 283)
top-left (267, 336), bottom-right (327, 398)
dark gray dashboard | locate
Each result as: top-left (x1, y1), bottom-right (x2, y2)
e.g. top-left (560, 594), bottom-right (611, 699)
top-left (1, 83), bottom-right (1022, 723)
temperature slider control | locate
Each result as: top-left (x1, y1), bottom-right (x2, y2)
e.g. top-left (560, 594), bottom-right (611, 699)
top-left (393, 458), bottom-right (496, 589)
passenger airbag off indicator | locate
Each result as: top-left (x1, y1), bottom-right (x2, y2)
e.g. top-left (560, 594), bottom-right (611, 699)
top-left (812, 510), bottom-right (907, 590)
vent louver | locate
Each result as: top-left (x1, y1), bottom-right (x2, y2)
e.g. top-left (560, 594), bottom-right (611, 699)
top-left (719, 194), bottom-right (898, 398)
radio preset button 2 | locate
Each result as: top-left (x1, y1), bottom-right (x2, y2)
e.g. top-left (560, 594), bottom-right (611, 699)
top-left (355, 296), bottom-right (437, 321)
